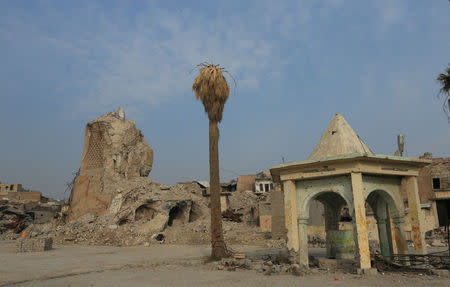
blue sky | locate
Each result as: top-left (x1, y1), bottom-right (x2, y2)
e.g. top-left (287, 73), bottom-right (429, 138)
top-left (1, 0), bottom-right (449, 199)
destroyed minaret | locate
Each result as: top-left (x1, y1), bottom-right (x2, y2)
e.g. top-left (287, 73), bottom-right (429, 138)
top-left (69, 107), bottom-right (153, 220)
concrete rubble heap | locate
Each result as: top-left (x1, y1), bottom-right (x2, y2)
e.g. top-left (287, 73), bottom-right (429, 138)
top-left (0, 199), bottom-right (62, 239)
top-left (10, 108), bottom-right (284, 248)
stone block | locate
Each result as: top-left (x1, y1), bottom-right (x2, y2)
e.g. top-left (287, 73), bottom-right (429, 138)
top-left (16, 237), bottom-right (53, 253)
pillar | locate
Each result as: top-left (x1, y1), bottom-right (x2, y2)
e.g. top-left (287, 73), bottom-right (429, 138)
top-left (283, 180), bottom-right (299, 252)
top-left (325, 204), bottom-right (340, 258)
top-left (387, 208), bottom-right (398, 254)
top-left (392, 213), bottom-right (408, 255)
top-left (351, 172), bottom-right (371, 269)
top-left (297, 217), bottom-right (309, 266)
top-left (403, 176), bottom-right (427, 254)
top-left (376, 201), bottom-right (392, 258)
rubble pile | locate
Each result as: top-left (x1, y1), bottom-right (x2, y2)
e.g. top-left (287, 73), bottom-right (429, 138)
top-left (211, 253), bottom-right (324, 276)
top-left (1, 109), bottom-right (285, 249)
top-left (0, 199), bottom-right (61, 239)
top-left (0, 200), bottom-right (32, 237)
top-left (16, 179), bottom-right (284, 248)
top-left (426, 227), bottom-right (449, 247)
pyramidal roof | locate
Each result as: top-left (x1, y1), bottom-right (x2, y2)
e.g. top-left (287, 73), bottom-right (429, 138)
top-left (308, 113), bottom-right (373, 160)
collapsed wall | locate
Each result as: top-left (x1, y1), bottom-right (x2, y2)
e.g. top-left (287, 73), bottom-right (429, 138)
top-left (69, 107), bottom-right (154, 220)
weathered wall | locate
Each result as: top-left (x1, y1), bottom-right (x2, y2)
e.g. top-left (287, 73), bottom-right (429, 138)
top-left (1, 191), bottom-right (41, 202)
top-left (69, 108), bottom-right (153, 220)
top-left (0, 184), bottom-right (24, 193)
top-left (271, 189), bottom-right (286, 239)
top-left (258, 202), bottom-right (271, 232)
top-left (417, 157), bottom-right (450, 203)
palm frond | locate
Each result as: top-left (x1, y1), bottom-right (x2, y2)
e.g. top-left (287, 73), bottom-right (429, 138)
top-left (192, 62), bottom-right (235, 122)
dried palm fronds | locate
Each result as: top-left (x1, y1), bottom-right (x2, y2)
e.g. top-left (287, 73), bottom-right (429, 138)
top-left (192, 62), bottom-right (234, 122)
top-left (437, 64), bottom-right (450, 121)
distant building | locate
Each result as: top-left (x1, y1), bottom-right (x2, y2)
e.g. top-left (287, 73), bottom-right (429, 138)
top-left (0, 183), bottom-right (25, 193)
top-left (417, 155), bottom-right (450, 228)
top-left (236, 172), bottom-right (276, 194)
top-left (255, 171), bottom-right (275, 194)
top-left (0, 183), bottom-right (42, 202)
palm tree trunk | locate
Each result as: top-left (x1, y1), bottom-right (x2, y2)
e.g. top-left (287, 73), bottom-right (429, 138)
top-left (209, 120), bottom-right (229, 258)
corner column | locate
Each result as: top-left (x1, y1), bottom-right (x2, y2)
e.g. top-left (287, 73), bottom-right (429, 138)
top-left (351, 172), bottom-right (371, 269)
top-left (392, 213), bottom-right (408, 255)
top-left (283, 180), bottom-right (299, 252)
top-left (297, 217), bottom-right (309, 266)
top-left (403, 176), bottom-right (427, 254)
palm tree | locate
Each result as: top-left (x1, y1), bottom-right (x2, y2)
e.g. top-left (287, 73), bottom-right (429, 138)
top-left (437, 64), bottom-right (450, 122)
top-left (192, 62), bottom-right (232, 259)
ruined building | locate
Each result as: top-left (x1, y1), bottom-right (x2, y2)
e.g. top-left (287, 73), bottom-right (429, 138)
top-left (271, 113), bottom-right (430, 271)
top-left (417, 156), bottom-right (450, 228)
top-left (0, 183), bottom-right (42, 202)
top-left (69, 107), bottom-right (154, 219)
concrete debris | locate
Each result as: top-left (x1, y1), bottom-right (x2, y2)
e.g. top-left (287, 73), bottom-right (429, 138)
top-left (11, 180), bottom-right (285, 248)
top-left (16, 237), bottom-right (53, 253)
top-left (215, 257), bottom-right (311, 277)
top-left (2, 109), bottom-right (285, 249)
top-left (426, 227), bottom-right (449, 247)
top-left (0, 199), bottom-right (61, 237)
top-left (222, 209), bottom-right (243, 222)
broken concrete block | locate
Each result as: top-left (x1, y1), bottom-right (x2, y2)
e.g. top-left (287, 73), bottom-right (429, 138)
top-left (16, 237), bottom-right (53, 253)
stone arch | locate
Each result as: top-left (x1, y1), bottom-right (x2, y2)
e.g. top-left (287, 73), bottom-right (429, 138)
top-left (300, 189), bottom-right (351, 219)
top-left (365, 189), bottom-right (400, 258)
top-left (296, 175), bottom-right (353, 219)
top-left (362, 175), bottom-right (404, 216)
top-left (366, 189), bottom-right (399, 216)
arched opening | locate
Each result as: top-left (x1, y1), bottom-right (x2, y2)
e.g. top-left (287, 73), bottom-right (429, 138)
top-left (135, 204), bottom-right (157, 221)
top-left (168, 202), bottom-right (187, 227)
top-left (365, 189), bottom-right (400, 259)
top-left (305, 191), bottom-right (355, 260)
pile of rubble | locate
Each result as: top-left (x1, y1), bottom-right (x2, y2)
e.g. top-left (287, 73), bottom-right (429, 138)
top-left (210, 253), bottom-right (327, 276)
top-left (426, 227), bottom-right (449, 248)
top-left (0, 200), bottom-right (31, 237)
top-left (0, 199), bottom-right (61, 240)
top-left (2, 108), bottom-right (285, 249)
top-left (15, 179), bottom-right (283, 248)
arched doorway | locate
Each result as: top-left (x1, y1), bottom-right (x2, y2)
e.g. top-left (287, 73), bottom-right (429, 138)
top-left (365, 189), bottom-right (400, 259)
top-left (304, 191), bottom-right (355, 260)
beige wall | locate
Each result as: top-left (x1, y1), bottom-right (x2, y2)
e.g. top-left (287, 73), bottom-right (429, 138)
top-left (0, 191), bottom-right (41, 202)
top-left (0, 183), bottom-right (24, 193)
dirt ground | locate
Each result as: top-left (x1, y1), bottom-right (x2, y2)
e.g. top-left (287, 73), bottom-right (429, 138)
top-left (0, 241), bottom-right (448, 287)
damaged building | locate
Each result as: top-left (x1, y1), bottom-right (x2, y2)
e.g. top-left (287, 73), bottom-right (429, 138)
top-left (0, 183), bottom-right (43, 202)
top-left (69, 107), bottom-right (154, 219)
top-left (271, 113), bottom-right (430, 270)
top-left (62, 108), bottom-right (274, 247)
top-left (417, 155), bottom-right (450, 230)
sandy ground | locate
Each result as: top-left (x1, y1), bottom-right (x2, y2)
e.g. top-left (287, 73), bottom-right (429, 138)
top-left (0, 241), bottom-right (448, 287)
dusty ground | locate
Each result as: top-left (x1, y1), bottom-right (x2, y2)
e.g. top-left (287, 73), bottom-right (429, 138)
top-left (0, 241), bottom-right (448, 287)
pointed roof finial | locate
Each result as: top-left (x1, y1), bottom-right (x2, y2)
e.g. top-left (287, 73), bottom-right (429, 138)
top-left (308, 113), bottom-right (373, 160)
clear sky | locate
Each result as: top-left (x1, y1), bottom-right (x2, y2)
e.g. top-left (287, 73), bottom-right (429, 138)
top-left (1, 0), bottom-right (449, 199)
